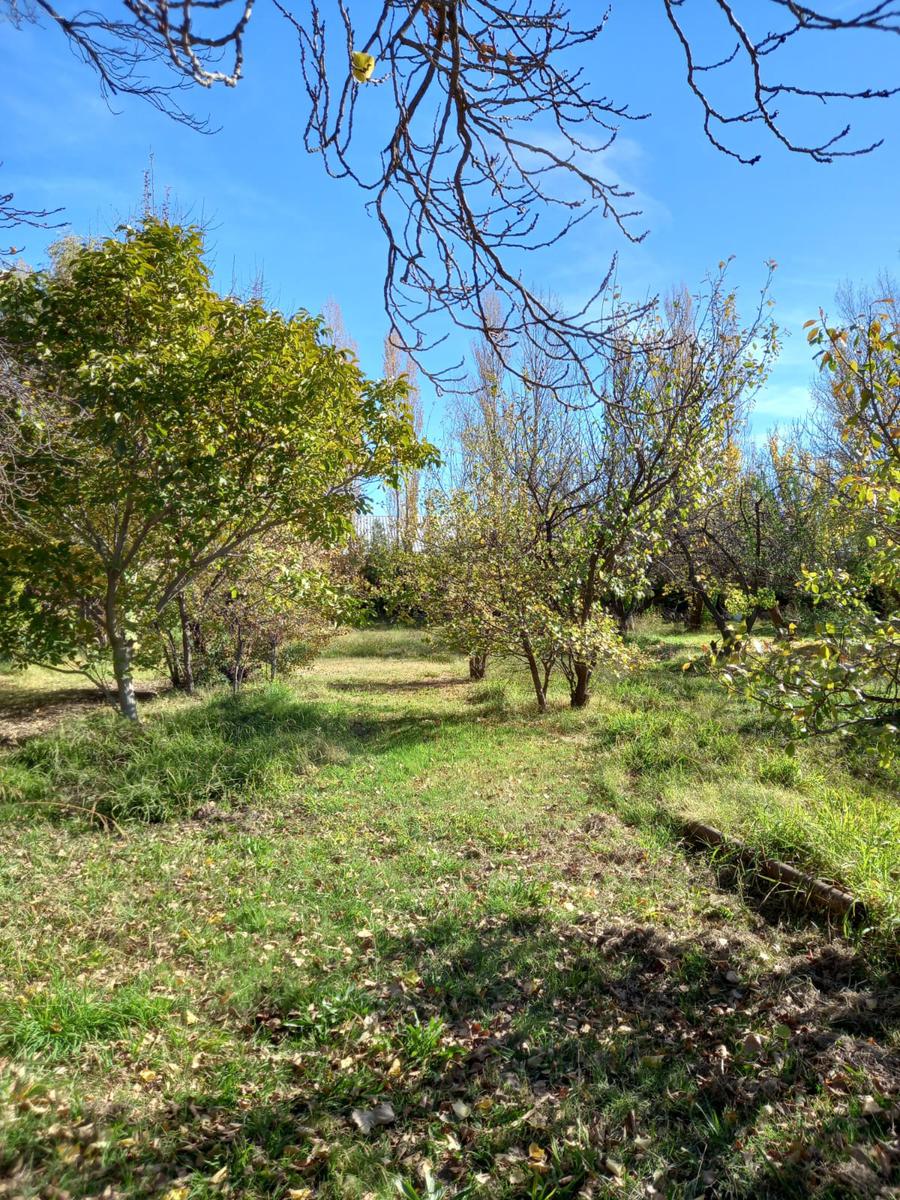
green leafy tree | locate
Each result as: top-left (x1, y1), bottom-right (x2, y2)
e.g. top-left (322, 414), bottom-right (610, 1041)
top-left (172, 534), bottom-right (346, 694)
top-left (417, 325), bottom-right (598, 708)
top-left (665, 433), bottom-right (834, 643)
top-left (419, 482), bottom-right (572, 712)
top-left (727, 306), bottom-right (899, 763)
top-left (416, 272), bottom-right (775, 709)
top-left (0, 219), bottom-right (434, 718)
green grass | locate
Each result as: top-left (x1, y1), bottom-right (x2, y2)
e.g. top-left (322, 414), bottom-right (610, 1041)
top-left (0, 978), bottom-right (172, 1059)
top-left (585, 620), bottom-right (900, 932)
top-left (0, 626), bottom-right (897, 1199)
top-left (323, 625), bottom-right (454, 661)
top-left (0, 683), bottom-right (353, 822)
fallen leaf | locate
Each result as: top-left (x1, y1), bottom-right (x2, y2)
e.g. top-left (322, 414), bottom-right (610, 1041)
top-left (739, 1032), bottom-right (765, 1059)
top-left (351, 1102), bottom-right (396, 1134)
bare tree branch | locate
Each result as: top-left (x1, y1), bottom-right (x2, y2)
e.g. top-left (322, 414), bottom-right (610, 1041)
top-left (278, 0), bottom-right (652, 395)
top-left (1, 160), bottom-right (65, 252)
top-left (4, 0), bottom-right (898, 393)
top-left (662, 0), bottom-right (900, 165)
top-left (5, 0), bottom-right (253, 130)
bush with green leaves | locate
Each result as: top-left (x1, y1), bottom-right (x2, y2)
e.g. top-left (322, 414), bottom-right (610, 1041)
top-left (725, 307), bottom-right (899, 764)
top-left (0, 219), bottom-right (434, 719)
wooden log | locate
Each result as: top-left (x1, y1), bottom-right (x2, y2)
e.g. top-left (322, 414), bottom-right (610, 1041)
top-left (681, 819), bottom-right (866, 922)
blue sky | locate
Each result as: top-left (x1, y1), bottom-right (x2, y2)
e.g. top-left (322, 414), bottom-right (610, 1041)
top-left (2, 1), bottom-right (899, 453)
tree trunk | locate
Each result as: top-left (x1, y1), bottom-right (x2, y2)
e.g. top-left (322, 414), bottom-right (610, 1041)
top-left (698, 592), bottom-right (731, 643)
top-left (767, 604), bottom-right (787, 631)
top-left (687, 592), bottom-right (705, 631)
top-left (178, 593), bottom-right (194, 695)
top-left (111, 634), bottom-right (139, 722)
top-left (569, 660), bottom-right (591, 708)
top-left (702, 595), bottom-right (738, 658)
top-left (105, 573), bottom-right (140, 721)
top-left (608, 595), bottom-right (634, 636)
top-left (520, 635), bottom-right (547, 712)
top-left (232, 625), bottom-right (244, 697)
top-left (160, 628), bottom-right (181, 689)
top-left (468, 652), bottom-right (488, 681)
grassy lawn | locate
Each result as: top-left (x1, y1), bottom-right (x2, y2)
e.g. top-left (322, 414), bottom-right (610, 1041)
top-left (0, 628), bottom-right (898, 1199)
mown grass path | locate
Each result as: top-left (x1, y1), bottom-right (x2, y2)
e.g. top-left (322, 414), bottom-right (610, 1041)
top-left (1, 631), bottom-right (898, 1199)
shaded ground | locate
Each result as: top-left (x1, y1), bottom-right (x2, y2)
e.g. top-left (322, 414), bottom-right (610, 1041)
top-left (0, 632), bottom-right (897, 1199)
top-left (0, 668), bottom-right (167, 744)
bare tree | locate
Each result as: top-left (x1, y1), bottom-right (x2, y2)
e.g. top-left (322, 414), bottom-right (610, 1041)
top-left (1, 154), bottom-right (64, 257)
top-left (383, 331), bottom-right (423, 546)
top-left (661, 1), bottom-right (900, 164)
top-left (322, 296), bottom-right (359, 359)
top-left (245, 0), bottom-right (900, 391)
top-left (0, 190), bottom-right (63, 250)
top-left (5, 0), bottom-right (900, 388)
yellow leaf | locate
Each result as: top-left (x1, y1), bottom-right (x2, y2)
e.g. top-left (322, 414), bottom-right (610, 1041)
top-left (639, 1054), bottom-right (665, 1068)
top-left (351, 50), bottom-right (376, 82)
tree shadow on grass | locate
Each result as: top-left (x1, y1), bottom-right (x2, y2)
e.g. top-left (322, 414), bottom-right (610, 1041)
top-left (4, 683), bottom-right (897, 1195)
top-left (287, 914), bottom-right (896, 1198)
top-left (328, 676), bottom-right (471, 693)
top-left (0, 679), bottom-right (167, 745)
top-left (10, 905), bottom-right (897, 1199)
top-left (0, 683), bottom-right (510, 827)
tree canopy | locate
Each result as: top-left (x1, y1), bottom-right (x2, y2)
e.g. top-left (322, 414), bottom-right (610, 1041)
top-left (725, 305), bottom-right (900, 763)
top-left (0, 218), bottom-right (435, 716)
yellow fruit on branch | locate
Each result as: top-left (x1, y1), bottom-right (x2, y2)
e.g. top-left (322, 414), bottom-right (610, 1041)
top-left (351, 50), bottom-right (376, 83)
